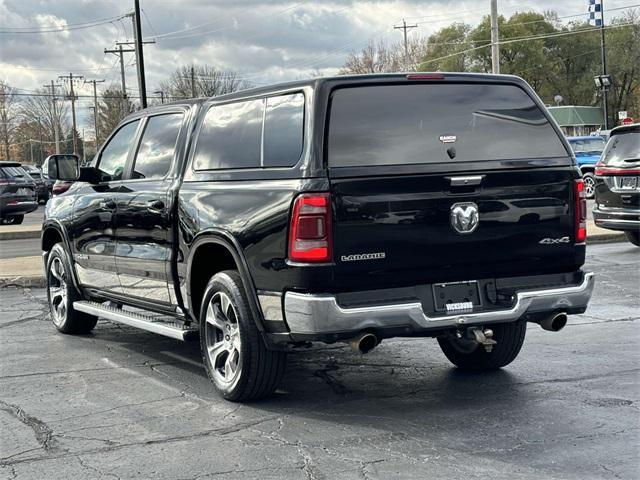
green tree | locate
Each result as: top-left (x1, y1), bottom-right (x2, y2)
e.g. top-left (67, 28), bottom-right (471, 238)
top-left (419, 23), bottom-right (473, 72)
top-left (91, 87), bottom-right (134, 147)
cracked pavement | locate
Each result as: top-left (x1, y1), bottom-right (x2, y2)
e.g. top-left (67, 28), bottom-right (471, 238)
top-left (0, 242), bottom-right (638, 479)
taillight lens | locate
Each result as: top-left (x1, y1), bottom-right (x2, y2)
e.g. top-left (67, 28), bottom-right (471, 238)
top-left (595, 162), bottom-right (640, 176)
top-left (574, 179), bottom-right (587, 244)
top-left (288, 193), bottom-right (332, 263)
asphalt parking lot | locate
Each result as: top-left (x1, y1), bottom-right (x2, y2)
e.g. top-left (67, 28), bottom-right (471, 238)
top-left (0, 242), bottom-right (638, 480)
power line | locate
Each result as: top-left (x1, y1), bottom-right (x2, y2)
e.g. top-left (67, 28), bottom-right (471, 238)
top-left (0, 14), bottom-right (130, 34)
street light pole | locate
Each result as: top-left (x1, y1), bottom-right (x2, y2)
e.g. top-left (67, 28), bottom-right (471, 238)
top-left (490, 0), bottom-right (500, 74)
top-left (599, 0), bottom-right (609, 129)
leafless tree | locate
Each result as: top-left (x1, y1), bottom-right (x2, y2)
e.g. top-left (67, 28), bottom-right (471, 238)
top-left (340, 38), bottom-right (428, 75)
top-left (19, 88), bottom-right (69, 151)
top-left (0, 81), bottom-right (19, 160)
top-left (158, 65), bottom-right (249, 99)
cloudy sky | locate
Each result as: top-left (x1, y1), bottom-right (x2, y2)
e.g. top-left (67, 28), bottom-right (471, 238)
top-left (1, 0), bottom-right (636, 130)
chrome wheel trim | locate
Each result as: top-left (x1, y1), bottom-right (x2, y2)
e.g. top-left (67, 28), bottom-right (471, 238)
top-left (205, 292), bottom-right (242, 386)
top-left (48, 256), bottom-right (68, 327)
top-left (583, 175), bottom-right (595, 198)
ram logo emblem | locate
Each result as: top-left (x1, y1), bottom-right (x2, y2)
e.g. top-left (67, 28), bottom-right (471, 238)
top-left (450, 202), bottom-right (479, 235)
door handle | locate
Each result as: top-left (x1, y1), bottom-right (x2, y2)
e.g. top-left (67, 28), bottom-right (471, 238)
top-left (146, 200), bottom-right (165, 212)
top-left (99, 200), bottom-right (116, 210)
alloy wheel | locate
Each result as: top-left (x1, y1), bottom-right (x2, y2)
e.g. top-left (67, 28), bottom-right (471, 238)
top-left (48, 256), bottom-right (68, 326)
top-left (205, 292), bottom-right (242, 385)
top-left (583, 175), bottom-right (595, 198)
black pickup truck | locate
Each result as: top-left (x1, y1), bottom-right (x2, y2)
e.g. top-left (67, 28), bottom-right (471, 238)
top-left (43, 73), bottom-right (594, 401)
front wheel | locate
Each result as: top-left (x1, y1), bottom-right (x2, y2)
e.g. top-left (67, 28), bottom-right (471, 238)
top-left (437, 321), bottom-right (527, 372)
top-left (626, 230), bottom-right (640, 246)
top-left (199, 270), bottom-right (286, 401)
top-left (46, 243), bottom-right (98, 334)
top-left (582, 172), bottom-right (596, 199)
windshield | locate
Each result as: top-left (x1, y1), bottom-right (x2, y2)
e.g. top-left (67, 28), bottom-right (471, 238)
top-left (327, 83), bottom-right (568, 167)
top-left (568, 138), bottom-right (605, 154)
top-left (601, 131), bottom-right (640, 166)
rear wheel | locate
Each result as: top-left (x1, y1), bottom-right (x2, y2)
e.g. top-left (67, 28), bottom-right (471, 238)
top-left (438, 321), bottom-right (527, 372)
top-left (2, 215), bottom-right (24, 225)
top-left (582, 172), bottom-right (596, 199)
top-left (199, 270), bottom-right (286, 401)
top-left (46, 243), bottom-right (98, 334)
top-left (626, 230), bottom-right (640, 246)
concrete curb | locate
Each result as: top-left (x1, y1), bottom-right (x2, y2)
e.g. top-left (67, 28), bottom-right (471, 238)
top-left (587, 232), bottom-right (627, 244)
top-left (0, 229), bottom-right (41, 240)
top-left (0, 276), bottom-right (46, 288)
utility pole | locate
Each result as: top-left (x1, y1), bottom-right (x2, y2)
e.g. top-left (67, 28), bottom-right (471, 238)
top-left (85, 79), bottom-right (105, 150)
top-left (490, 0), bottom-right (500, 74)
top-left (105, 44), bottom-right (134, 117)
top-left (43, 80), bottom-right (61, 154)
top-left (191, 65), bottom-right (196, 98)
top-left (600, 0), bottom-right (609, 129)
top-left (58, 73), bottom-right (83, 154)
top-left (394, 19), bottom-right (418, 69)
top-left (37, 120), bottom-right (44, 165)
top-left (132, 2), bottom-right (149, 108)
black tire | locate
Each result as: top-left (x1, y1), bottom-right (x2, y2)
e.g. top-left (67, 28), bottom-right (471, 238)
top-left (625, 230), bottom-right (640, 247)
top-left (437, 321), bottom-right (527, 372)
top-left (582, 171), bottom-right (596, 199)
top-left (46, 243), bottom-right (98, 334)
top-left (4, 214), bottom-right (24, 225)
top-left (199, 270), bottom-right (286, 402)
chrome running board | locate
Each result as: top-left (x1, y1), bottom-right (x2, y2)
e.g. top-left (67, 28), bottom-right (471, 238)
top-left (74, 301), bottom-right (198, 341)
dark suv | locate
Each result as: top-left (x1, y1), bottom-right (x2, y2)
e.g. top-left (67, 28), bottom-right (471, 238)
top-left (593, 124), bottom-right (640, 246)
top-left (43, 73), bottom-right (594, 401)
top-left (0, 162), bottom-right (38, 224)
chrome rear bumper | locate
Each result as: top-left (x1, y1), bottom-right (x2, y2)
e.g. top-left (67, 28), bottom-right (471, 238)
top-left (284, 272), bottom-right (595, 335)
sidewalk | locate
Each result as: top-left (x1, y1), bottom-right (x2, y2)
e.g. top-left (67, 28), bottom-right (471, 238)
top-left (0, 224), bottom-right (41, 240)
top-left (0, 221), bottom-right (628, 289)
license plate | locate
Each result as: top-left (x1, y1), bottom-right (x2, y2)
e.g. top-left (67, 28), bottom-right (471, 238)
top-left (432, 281), bottom-right (482, 313)
top-left (620, 177), bottom-right (638, 189)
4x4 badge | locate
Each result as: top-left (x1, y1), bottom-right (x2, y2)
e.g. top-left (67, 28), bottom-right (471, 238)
top-left (450, 202), bottom-right (479, 234)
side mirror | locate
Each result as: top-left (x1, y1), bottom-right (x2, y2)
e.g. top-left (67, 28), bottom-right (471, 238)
top-left (45, 154), bottom-right (81, 181)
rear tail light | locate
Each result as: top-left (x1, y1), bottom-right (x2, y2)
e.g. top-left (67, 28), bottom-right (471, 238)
top-left (288, 193), bottom-right (333, 263)
top-left (574, 179), bottom-right (587, 244)
top-left (595, 163), bottom-right (640, 176)
top-left (52, 182), bottom-right (72, 196)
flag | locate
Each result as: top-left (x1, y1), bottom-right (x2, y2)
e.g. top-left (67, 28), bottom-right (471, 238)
top-left (588, 0), bottom-right (603, 27)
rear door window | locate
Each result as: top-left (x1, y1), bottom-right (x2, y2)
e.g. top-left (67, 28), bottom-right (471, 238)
top-left (327, 83), bottom-right (568, 167)
top-left (131, 113), bottom-right (183, 180)
top-left (263, 93), bottom-right (304, 167)
top-left (193, 100), bottom-right (263, 170)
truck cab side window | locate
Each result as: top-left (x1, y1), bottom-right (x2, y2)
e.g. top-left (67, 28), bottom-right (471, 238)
top-left (263, 93), bottom-right (304, 167)
top-left (193, 100), bottom-right (263, 170)
top-left (132, 114), bottom-right (183, 180)
top-left (98, 120), bottom-right (140, 182)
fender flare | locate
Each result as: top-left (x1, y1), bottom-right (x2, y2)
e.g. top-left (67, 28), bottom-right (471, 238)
top-left (186, 230), bottom-right (266, 332)
top-left (41, 219), bottom-right (82, 290)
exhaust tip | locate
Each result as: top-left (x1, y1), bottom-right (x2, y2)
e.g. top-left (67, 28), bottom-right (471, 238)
top-left (349, 333), bottom-right (378, 354)
top-left (540, 312), bottom-right (568, 332)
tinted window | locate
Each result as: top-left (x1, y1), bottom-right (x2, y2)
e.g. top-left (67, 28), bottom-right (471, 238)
top-left (568, 137), bottom-right (606, 154)
top-left (132, 114), bottom-right (183, 179)
top-left (328, 84), bottom-right (568, 167)
top-left (0, 166), bottom-right (27, 178)
top-left (263, 93), bottom-right (304, 167)
top-left (602, 131), bottom-right (640, 166)
top-left (98, 120), bottom-right (140, 181)
top-left (193, 100), bottom-right (263, 170)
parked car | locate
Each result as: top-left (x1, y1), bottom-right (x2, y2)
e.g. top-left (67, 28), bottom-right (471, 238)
top-left (43, 73), bottom-right (594, 401)
top-left (567, 135), bottom-right (606, 199)
top-left (22, 164), bottom-right (51, 203)
top-left (0, 161), bottom-right (38, 224)
top-left (593, 123), bottom-right (640, 246)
